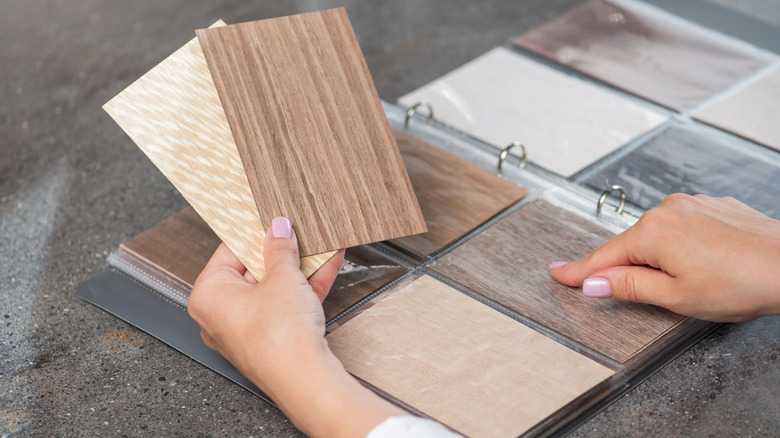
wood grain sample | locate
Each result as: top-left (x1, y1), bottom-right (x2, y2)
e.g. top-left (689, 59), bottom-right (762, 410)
top-left (196, 9), bottom-right (427, 256)
top-left (121, 207), bottom-right (221, 288)
top-left (584, 122), bottom-right (780, 219)
top-left (431, 199), bottom-right (685, 362)
top-left (327, 275), bottom-right (614, 438)
top-left (513, 0), bottom-right (769, 111)
top-left (388, 128), bottom-right (528, 258)
top-left (694, 66), bottom-right (780, 152)
top-left (122, 207), bottom-right (405, 320)
top-left (397, 47), bottom-right (667, 178)
top-left (103, 22), bottom-right (333, 279)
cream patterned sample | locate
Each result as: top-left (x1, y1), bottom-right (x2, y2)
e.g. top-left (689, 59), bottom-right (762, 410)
top-left (104, 21), bottom-right (334, 279)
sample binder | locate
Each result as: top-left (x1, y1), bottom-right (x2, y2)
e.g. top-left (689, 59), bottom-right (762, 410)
top-left (80, 1), bottom-right (780, 436)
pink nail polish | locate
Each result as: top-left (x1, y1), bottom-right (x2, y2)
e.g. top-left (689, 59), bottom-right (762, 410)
top-left (272, 217), bottom-right (292, 239)
top-left (583, 278), bottom-right (612, 298)
top-left (549, 261), bottom-right (567, 269)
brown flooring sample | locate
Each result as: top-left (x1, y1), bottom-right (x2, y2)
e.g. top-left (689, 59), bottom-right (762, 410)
top-left (103, 22), bottom-right (333, 279)
top-left (388, 128), bottom-right (528, 258)
top-left (196, 9), bottom-right (426, 256)
top-left (694, 66), bottom-right (780, 152)
top-left (327, 275), bottom-right (614, 438)
top-left (584, 122), bottom-right (780, 220)
top-left (513, 0), bottom-right (769, 111)
top-left (431, 199), bottom-right (685, 362)
top-left (122, 208), bottom-right (405, 318)
top-left (121, 208), bottom-right (221, 288)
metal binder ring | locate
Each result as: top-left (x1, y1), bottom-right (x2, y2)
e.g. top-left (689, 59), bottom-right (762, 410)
top-left (596, 185), bottom-right (626, 217)
top-left (404, 101), bottom-right (434, 129)
top-left (497, 141), bottom-right (527, 174)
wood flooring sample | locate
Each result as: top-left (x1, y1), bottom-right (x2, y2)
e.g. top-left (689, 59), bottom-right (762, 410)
top-left (584, 122), bottom-right (780, 219)
top-left (389, 128), bottom-right (528, 258)
top-left (694, 66), bottom-right (780, 152)
top-left (122, 207), bottom-right (406, 320)
top-left (398, 47), bottom-right (667, 177)
top-left (121, 208), bottom-right (221, 288)
top-left (431, 199), bottom-right (685, 362)
top-left (196, 9), bottom-right (426, 256)
top-left (513, 0), bottom-right (768, 111)
top-left (103, 22), bottom-right (333, 279)
top-left (327, 275), bottom-right (614, 438)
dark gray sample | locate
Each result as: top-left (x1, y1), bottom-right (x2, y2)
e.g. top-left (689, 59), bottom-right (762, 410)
top-left (584, 122), bottom-right (780, 219)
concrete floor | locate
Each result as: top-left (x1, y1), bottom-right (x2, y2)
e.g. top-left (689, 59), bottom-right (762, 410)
top-left (2, 0), bottom-right (779, 436)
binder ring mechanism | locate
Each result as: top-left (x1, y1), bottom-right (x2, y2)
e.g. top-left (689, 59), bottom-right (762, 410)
top-left (497, 141), bottom-right (527, 175)
top-left (596, 185), bottom-right (626, 217)
top-left (404, 101), bottom-right (434, 129)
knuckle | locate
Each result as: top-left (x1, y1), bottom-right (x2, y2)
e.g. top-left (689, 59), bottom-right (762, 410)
top-left (620, 272), bottom-right (641, 303)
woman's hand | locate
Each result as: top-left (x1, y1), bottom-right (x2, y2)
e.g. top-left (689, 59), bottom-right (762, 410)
top-left (551, 194), bottom-right (780, 322)
top-left (188, 217), bottom-right (406, 437)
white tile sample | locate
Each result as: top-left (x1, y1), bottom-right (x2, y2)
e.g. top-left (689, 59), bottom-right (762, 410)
top-left (398, 47), bottom-right (668, 177)
top-left (694, 66), bottom-right (780, 152)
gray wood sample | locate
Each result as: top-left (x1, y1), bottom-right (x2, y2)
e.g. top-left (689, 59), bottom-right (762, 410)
top-left (584, 122), bottom-right (780, 219)
top-left (327, 275), bottom-right (614, 438)
top-left (513, 0), bottom-right (769, 111)
top-left (196, 9), bottom-right (426, 256)
top-left (431, 198), bottom-right (685, 362)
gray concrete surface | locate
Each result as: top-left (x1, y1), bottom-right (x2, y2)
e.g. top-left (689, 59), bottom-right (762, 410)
top-left (1, 0), bottom-right (778, 436)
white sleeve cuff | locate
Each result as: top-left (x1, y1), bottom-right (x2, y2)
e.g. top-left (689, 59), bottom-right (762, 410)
top-left (366, 416), bottom-right (463, 438)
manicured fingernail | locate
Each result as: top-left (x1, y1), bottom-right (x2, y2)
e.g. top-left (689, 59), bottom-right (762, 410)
top-left (549, 261), bottom-right (567, 269)
top-left (583, 277), bottom-right (612, 298)
top-left (272, 217), bottom-right (292, 239)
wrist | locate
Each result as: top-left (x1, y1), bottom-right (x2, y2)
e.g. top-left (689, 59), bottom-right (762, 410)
top-left (245, 331), bottom-right (407, 437)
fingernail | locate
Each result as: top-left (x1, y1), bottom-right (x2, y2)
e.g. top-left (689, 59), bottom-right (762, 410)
top-left (583, 277), bottom-right (612, 298)
top-left (549, 261), bottom-right (567, 269)
top-left (272, 217), bottom-right (292, 239)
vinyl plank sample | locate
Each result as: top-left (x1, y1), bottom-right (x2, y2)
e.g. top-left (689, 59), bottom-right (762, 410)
top-left (397, 47), bottom-right (667, 178)
top-left (431, 199), bottom-right (684, 362)
top-left (694, 66), bottom-right (780, 152)
top-left (513, 0), bottom-right (769, 111)
top-left (327, 275), bottom-right (615, 438)
top-left (103, 22), bottom-right (333, 279)
top-left (121, 208), bottom-right (221, 288)
top-left (388, 128), bottom-right (528, 258)
top-left (584, 122), bottom-right (780, 219)
top-left (196, 9), bottom-right (426, 256)
top-left (122, 207), bottom-right (406, 320)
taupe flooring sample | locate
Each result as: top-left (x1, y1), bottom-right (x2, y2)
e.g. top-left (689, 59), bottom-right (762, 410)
top-left (389, 128), bottom-right (528, 258)
top-left (397, 47), bottom-right (667, 177)
top-left (327, 275), bottom-right (614, 438)
top-left (431, 199), bottom-right (685, 362)
top-left (584, 122), bottom-right (780, 219)
top-left (122, 208), bottom-right (404, 319)
top-left (695, 66), bottom-right (780, 152)
top-left (513, 0), bottom-right (769, 111)
top-left (197, 9), bottom-right (426, 256)
top-left (103, 22), bottom-right (333, 279)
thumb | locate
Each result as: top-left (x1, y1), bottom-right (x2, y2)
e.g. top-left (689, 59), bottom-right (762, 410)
top-left (263, 216), bottom-right (302, 275)
top-left (581, 265), bottom-right (678, 309)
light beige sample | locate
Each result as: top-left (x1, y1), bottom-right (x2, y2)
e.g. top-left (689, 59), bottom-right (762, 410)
top-left (398, 47), bottom-right (668, 177)
top-left (327, 275), bottom-right (615, 438)
top-left (694, 66), bottom-right (780, 152)
top-left (103, 22), bottom-right (334, 279)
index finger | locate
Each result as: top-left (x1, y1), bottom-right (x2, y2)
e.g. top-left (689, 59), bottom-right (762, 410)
top-left (550, 225), bottom-right (656, 286)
